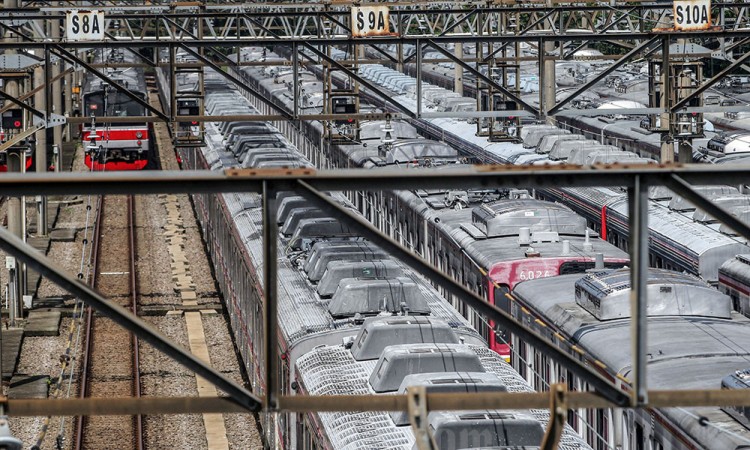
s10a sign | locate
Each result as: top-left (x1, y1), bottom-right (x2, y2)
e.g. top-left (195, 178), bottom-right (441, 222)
top-left (674, 0), bottom-right (711, 31)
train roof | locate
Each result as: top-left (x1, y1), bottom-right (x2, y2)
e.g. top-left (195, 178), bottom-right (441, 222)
top-left (511, 271), bottom-right (750, 449)
top-left (719, 254), bottom-right (750, 284)
top-left (607, 198), bottom-right (749, 279)
top-left (296, 342), bottom-right (590, 450)
top-left (202, 113), bottom-right (482, 351)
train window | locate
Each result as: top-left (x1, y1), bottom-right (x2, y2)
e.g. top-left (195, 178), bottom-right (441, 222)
top-left (635, 423), bottom-right (644, 450)
top-left (559, 261), bottom-right (627, 274)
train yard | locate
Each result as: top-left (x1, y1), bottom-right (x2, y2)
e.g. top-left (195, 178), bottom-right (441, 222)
top-left (5, 2), bottom-right (750, 450)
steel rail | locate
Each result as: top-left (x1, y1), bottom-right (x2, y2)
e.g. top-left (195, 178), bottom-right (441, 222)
top-left (73, 196), bottom-right (104, 450)
top-left (0, 208), bottom-right (261, 412)
top-left (129, 196), bottom-right (145, 450)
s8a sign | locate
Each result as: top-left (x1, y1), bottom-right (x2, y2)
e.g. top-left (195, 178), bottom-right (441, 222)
top-left (66, 10), bottom-right (105, 41)
top-left (674, 0), bottom-right (711, 31)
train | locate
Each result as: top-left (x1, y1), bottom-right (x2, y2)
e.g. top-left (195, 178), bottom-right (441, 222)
top-left (275, 47), bottom-right (750, 291)
top-left (224, 45), bottom-right (750, 449)
top-left (177, 73), bottom-right (595, 450)
top-left (535, 185), bottom-right (749, 284)
top-left (80, 49), bottom-right (153, 171)
top-left (511, 267), bottom-right (750, 450)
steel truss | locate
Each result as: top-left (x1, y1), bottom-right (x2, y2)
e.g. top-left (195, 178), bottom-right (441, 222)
top-left (3, 2), bottom-right (750, 126)
top-left (0, 1), bottom-right (750, 137)
top-left (0, 165), bottom-right (748, 443)
top-left (6, 2), bottom-right (750, 41)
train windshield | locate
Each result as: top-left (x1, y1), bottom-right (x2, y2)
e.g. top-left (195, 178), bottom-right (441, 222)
top-left (84, 91), bottom-right (146, 123)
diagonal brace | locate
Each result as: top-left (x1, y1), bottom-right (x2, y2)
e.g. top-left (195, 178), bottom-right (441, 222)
top-left (482, 9), bottom-right (557, 63)
top-left (404, 8), bottom-right (479, 65)
top-left (241, 15), bottom-right (416, 119)
top-left (52, 45), bottom-right (170, 123)
top-left (563, 8), bottom-right (637, 60)
top-left (664, 174), bottom-right (750, 241)
top-left (671, 49), bottom-right (750, 112)
top-left (547, 36), bottom-right (660, 116)
top-left (0, 226), bottom-right (261, 412)
top-left (300, 45), bottom-right (417, 119)
top-left (178, 45), bottom-right (294, 121)
top-left (0, 89), bottom-right (44, 118)
top-left (293, 179), bottom-right (629, 407)
top-left (425, 39), bottom-right (539, 116)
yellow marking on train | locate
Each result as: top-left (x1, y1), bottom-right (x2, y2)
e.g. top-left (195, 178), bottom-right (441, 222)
top-left (521, 307), bottom-right (530, 315)
top-left (554, 332), bottom-right (566, 342)
top-left (594, 360), bottom-right (608, 369)
top-left (616, 374), bottom-right (631, 383)
top-left (571, 345), bottom-right (585, 355)
top-left (504, 293), bottom-right (514, 301)
top-left (534, 319), bottom-right (546, 327)
top-left (479, 268), bottom-right (487, 276)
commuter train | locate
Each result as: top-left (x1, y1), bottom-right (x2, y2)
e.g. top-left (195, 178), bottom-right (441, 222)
top-left (268, 46), bottom-right (749, 291)
top-left (80, 49), bottom-right (153, 170)
top-left (178, 76), bottom-right (595, 450)
top-left (225, 45), bottom-right (750, 449)
top-left (535, 185), bottom-right (750, 284)
top-left (511, 267), bottom-right (750, 450)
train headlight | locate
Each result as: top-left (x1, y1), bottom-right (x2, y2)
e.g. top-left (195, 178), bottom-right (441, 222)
top-left (135, 131), bottom-right (143, 139)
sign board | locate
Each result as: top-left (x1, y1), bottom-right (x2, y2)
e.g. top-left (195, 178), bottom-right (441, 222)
top-left (351, 6), bottom-right (391, 37)
top-left (674, 0), bottom-right (711, 31)
top-left (66, 10), bottom-right (105, 41)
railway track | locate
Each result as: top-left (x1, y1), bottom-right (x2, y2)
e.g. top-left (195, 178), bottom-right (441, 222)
top-left (75, 194), bottom-right (143, 450)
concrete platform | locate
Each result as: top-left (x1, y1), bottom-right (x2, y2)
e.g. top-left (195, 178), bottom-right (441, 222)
top-left (1, 329), bottom-right (23, 379)
top-left (8, 375), bottom-right (48, 399)
top-left (32, 297), bottom-right (65, 309)
top-left (140, 303), bottom-right (224, 316)
top-left (27, 236), bottom-right (51, 253)
top-left (24, 310), bottom-right (61, 337)
top-left (49, 228), bottom-right (77, 242)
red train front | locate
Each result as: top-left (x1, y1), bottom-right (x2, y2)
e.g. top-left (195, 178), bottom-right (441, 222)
top-left (80, 50), bottom-right (152, 171)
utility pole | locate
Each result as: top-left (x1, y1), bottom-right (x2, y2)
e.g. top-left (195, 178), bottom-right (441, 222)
top-left (6, 147), bottom-right (24, 327)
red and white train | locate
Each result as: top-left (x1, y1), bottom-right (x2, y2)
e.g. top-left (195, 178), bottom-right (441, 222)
top-left (80, 50), bottom-right (152, 171)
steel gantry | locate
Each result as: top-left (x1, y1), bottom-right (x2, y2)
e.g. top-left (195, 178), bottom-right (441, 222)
top-left (0, 165), bottom-right (747, 447)
top-left (3, 1), bottom-right (750, 125)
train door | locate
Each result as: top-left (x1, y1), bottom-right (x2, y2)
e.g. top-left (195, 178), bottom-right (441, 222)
top-left (490, 283), bottom-right (512, 360)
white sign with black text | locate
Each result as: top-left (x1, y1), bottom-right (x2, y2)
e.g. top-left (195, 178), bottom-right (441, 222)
top-left (673, 0), bottom-right (711, 31)
top-left (351, 6), bottom-right (391, 37)
top-left (66, 10), bottom-right (105, 41)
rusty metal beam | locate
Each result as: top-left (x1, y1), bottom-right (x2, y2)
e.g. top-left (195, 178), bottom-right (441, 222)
top-left (540, 384), bottom-right (567, 450)
top-left (6, 387), bottom-right (750, 416)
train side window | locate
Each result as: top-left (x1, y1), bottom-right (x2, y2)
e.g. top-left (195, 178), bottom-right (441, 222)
top-left (635, 423), bottom-right (644, 450)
